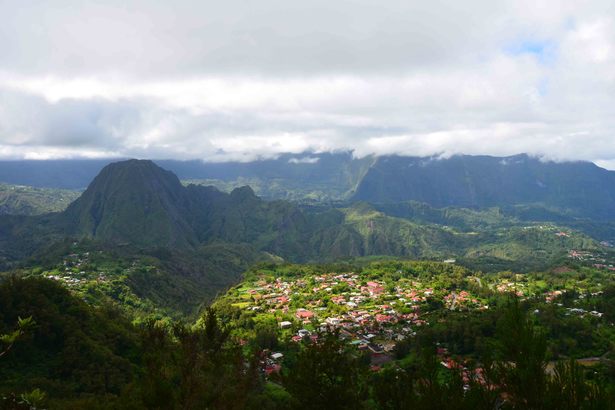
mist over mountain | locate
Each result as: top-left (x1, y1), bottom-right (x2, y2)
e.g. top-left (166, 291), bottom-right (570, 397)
top-left (0, 153), bottom-right (373, 195)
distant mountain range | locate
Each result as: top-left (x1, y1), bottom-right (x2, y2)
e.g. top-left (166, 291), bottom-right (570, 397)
top-left (353, 154), bottom-right (615, 220)
top-left (1, 153), bottom-right (615, 221)
top-left (0, 158), bottom-right (603, 268)
top-left (0, 153), bottom-right (373, 197)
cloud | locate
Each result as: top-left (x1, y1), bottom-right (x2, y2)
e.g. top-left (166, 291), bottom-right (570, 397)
top-left (0, 1), bottom-right (615, 167)
top-left (288, 156), bottom-right (320, 164)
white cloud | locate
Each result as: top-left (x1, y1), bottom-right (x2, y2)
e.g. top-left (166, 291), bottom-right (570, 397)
top-left (288, 156), bottom-right (320, 164)
top-left (0, 1), bottom-right (614, 166)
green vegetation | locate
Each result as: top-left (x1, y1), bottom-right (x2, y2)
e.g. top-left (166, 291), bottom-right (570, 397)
top-left (0, 277), bottom-right (141, 408)
top-left (0, 316), bottom-right (35, 359)
top-left (2, 260), bottom-right (614, 409)
top-left (0, 183), bottom-right (80, 216)
top-left (8, 239), bottom-right (271, 320)
top-left (3, 158), bottom-right (615, 408)
top-left (1, 159), bottom-right (610, 277)
top-left (182, 176), bottom-right (352, 202)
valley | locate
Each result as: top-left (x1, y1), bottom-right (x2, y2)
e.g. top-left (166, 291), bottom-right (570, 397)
top-left (4, 2), bottom-right (615, 407)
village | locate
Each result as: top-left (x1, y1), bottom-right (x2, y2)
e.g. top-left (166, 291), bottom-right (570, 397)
top-left (218, 262), bottom-right (613, 380)
top-left (222, 269), bottom-right (492, 374)
top-left (44, 251), bottom-right (107, 287)
top-left (35, 249), bottom-right (612, 381)
top-left (42, 249), bottom-right (158, 290)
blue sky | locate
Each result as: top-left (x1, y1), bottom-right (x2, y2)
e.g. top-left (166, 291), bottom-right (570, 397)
top-left (505, 40), bottom-right (556, 63)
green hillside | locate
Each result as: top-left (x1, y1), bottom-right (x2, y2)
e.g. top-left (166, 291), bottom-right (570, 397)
top-left (0, 183), bottom-right (80, 216)
top-left (353, 154), bottom-right (615, 220)
top-left (1, 159), bottom-right (608, 277)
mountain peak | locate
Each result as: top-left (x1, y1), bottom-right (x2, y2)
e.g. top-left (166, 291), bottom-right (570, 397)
top-left (99, 159), bottom-right (178, 180)
top-left (62, 159), bottom-right (196, 248)
top-left (230, 185), bottom-right (256, 200)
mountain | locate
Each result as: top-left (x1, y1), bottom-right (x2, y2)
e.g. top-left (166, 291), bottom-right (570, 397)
top-left (1, 158), bottom-right (609, 322)
top-left (0, 158), bottom-right (605, 268)
top-left (57, 160), bottom-right (317, 254)
top-left (352, 154), bottom-right (615, 220)
top-left (61, 159), bottom-right (198, 248)
top-left (0, 153), bottom-right (374, 201)
top-left (3, 154), bottom-right (615, 219)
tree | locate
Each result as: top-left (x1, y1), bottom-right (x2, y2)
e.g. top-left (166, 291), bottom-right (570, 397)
top-left (0, 317), bottom-right (46, 410)
top-left (492, 298), bottom-right (547, 409)
top-left (284, 330), bottom-right (366, 409)
top-left (0, 316), bottom-right (35, 359)
top-left (371, 366), bottom-right (416, 410)
top-left (139, 308), bottom-right (256, 410)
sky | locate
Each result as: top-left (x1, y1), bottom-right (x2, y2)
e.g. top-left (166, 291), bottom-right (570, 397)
top-left (1, 1), bottom-right (615, 167)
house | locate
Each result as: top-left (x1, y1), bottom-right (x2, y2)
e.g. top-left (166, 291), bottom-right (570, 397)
top-left (279, 321), bottom-right (292, 329)
top-left (295, 309), bottom-right (314, 320)
top-left (331, 295), bottom-right (346, 304)
top-left (366, 281), bottom-right (385, 296)
top-left (368, 343), bottom-right (384, 353)
top-left (375, 314), bottom-right (392, 323)
top-left (271, 352), bottom-right (284, 361)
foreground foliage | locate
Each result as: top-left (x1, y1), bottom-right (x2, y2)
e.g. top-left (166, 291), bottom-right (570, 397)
top-left (1, 259), bottom-right (614, 409)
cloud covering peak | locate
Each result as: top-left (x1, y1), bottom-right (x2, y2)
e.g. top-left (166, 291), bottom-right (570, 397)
top-left (1, 0), bottom-right (615, 166)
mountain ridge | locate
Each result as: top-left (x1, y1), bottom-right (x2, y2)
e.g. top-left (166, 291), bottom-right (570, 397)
top-left (2, 154), bottom-right (615, 220)
top-left (352, 154), bottom-right (615, 220)
top-left (0, 157), bottom-right (609, 275)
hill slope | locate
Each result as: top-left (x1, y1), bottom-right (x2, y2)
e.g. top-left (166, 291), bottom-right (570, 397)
top-left (0, 183), bottom-right (80, 216)
top-left (61, 159), bottom-right (197, 248)
top-left (0, 159), bottom-right (605, 271)
top-left (352, 154), bottom-right (615, 220)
